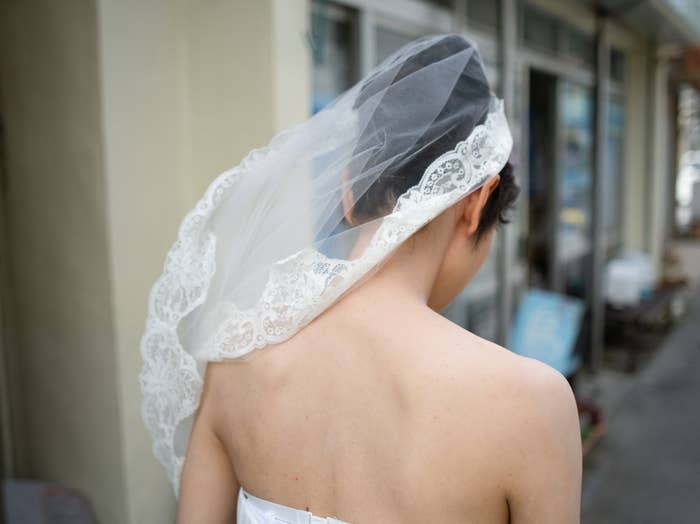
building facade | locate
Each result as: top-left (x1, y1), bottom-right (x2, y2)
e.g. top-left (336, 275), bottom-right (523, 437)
top-left (0, 0), bottom-right (697, 522)
top-left (309, 0), bottom-right (700, 371)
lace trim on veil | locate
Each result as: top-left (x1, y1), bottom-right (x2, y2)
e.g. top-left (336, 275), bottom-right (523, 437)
top-left (139, 99), bottom-right (512, 495)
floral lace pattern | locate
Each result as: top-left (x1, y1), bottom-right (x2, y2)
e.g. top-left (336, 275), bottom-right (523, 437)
top-left (139, 99), bottom-right (512, 495)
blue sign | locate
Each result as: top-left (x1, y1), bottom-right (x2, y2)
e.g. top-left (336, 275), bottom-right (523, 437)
top-left (510, 289), bottom-right (584, 376)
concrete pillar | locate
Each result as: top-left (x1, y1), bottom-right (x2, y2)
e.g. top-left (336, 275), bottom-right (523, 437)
top-left (647, 50), bottom-right (674, 278)
top-left (622, 49), bottom-right (650, 253)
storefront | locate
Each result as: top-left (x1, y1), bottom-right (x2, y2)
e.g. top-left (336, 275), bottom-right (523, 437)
top-left (309, 0), bottom-right (690, 372)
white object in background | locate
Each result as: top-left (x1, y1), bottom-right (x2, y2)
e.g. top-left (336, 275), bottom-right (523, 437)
top-left (604, 252), bottom-right (655, 307)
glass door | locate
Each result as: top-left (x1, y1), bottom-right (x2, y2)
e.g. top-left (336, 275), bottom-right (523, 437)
top-left (310, 1), bottom-right (359, 114)
top-left (556, 80), bottom-right (594, 300)
top-left (526, 72), bottom-right (594, 303)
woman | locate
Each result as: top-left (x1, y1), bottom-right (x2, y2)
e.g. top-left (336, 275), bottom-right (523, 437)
top-left (140, 34), bottom-right (582, 523)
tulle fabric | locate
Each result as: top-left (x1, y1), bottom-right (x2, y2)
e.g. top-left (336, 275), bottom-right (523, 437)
top-left (139, 34), bottom-right (513, 495)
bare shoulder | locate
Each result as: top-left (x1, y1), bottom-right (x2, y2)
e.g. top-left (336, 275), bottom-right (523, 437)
top-left (413, 311), bottom-right (580, 461)
top-left (487, 341), bottom-right (580, 443)
top-left (425, 318), bottom-right (582, 517)
top-left (494, 344), bottom-right (578, 414)
top-left (453, 333), bottom-right (582, 522)
top-left (452, 325), bottom-right (579, 439)
top-left (424, 312), bottom-right (577, 414)
top-left (402, 314), bottom-right (581, 519)
top-left (494, 355), bottom-right (582, 522)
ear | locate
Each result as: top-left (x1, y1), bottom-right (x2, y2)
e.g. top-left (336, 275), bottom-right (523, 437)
top-left (463, 175), bottom-right (500, 236)
top-left (341, 169), bottom-right (355, 225)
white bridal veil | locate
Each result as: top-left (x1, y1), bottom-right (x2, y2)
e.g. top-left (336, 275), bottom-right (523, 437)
top-left (140, 34), bottom-right (513, 495)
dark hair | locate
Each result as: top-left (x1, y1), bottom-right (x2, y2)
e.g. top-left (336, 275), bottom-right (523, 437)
top-left (347, 34), bottom-right (519, 242)
top-left (474, 161), bottom-right (519, 243)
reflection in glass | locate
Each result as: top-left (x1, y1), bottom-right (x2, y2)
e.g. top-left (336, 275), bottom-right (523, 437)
top-left (604, 93), bottom-right (624, 243)
top-left (558, 81), bottom-right (594, 298)
top-left (375, 26), bottom-right (415, 64)
top-left (558, 81), bottom-right (593, 263)
top-left (311, 2), bottom-right (357, 113)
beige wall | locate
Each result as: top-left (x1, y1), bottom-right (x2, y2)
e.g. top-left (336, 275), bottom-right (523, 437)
top-left (182, 0), bottom-right (311, 199)
top-left (97, 0), bottom-right (310, 521)
top-left (97, 0), bottom-right (193, 520)
top-left (1, 0), bottom-right (310, 521)
top-left (0, 0), bottom-right (127, 522)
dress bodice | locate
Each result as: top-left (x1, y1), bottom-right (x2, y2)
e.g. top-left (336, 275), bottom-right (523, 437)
top-left (237, 486), bottom-right (350, 524)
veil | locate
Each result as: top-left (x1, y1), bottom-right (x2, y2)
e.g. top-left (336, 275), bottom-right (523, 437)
top-left (139, 34), bottom-right (513, 496)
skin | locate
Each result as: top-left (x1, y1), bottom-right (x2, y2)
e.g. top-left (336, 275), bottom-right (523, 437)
top-left (178, 175), bottom-right (582, 523)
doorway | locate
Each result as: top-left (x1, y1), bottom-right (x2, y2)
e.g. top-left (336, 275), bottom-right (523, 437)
top-left (527, 68), bottom-right (594, 303)
top-left (527, 69), bottom-right (558, 291)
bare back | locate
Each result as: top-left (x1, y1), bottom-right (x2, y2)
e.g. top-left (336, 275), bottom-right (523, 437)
top-left (194, 294), bottom-right (581, 523)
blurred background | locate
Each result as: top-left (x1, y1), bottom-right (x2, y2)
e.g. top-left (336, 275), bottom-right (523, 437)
top-left (1, 0), bottom-right (699, 522)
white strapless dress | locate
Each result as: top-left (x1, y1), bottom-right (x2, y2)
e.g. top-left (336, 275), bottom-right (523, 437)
top-left (237, 486), bottom-right (350, 524)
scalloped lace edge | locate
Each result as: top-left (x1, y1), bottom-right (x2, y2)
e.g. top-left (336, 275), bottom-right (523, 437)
top-left (139, 99), bottom-right (512, 495)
